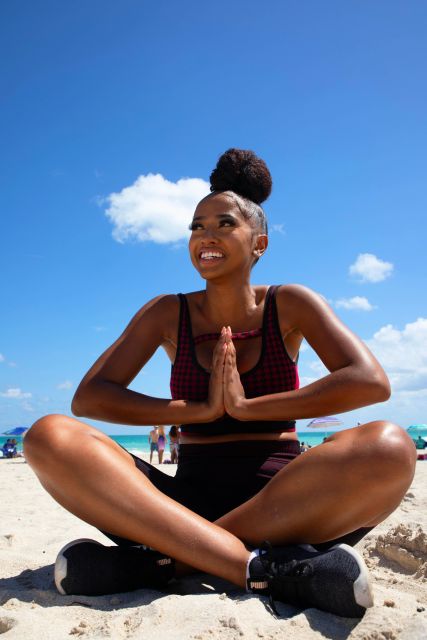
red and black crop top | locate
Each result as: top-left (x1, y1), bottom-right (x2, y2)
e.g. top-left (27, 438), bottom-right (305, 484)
top-left (170, 285), bottom-right (299, 436)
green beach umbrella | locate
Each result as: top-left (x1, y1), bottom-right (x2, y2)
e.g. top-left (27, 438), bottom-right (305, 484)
top-left (407, 424), bottom-right (427, 432)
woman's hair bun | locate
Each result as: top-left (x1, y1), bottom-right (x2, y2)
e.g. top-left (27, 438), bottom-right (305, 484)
top-left (209, 148), bottom-right (272, 204)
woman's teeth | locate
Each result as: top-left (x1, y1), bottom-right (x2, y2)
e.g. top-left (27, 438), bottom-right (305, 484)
top-left (200, 251), bottom-right (224, 260)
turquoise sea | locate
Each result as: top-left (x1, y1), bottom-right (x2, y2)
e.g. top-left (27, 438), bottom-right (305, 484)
top-left (3, 426), bottom-right (425, 456)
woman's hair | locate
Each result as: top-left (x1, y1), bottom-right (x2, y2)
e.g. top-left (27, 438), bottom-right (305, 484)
top-left (169, 425), bottom-right (177, 437)
top-left (209, 148), bottom-right (272, 234)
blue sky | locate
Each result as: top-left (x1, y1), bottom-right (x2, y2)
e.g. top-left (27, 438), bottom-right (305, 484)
top-left (1, 1), bottom-right (426, 435)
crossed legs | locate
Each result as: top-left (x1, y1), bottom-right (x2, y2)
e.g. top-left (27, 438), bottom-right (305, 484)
top-left (24, 415), bottom-right (416, 589)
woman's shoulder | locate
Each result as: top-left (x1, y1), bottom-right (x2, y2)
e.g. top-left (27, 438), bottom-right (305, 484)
top-left (124, 294), bottom-right (181, 340)
top-left (133, 293), bottom-right (180, 318)
top-left (276, 283), bottom-right (326, 304)
top-left (275, 284), bottom-right (332, 328)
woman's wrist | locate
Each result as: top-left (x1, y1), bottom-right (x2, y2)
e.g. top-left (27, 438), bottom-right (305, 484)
top-left (197, 401), bottom-right (224, 423)
top-left (226, 397), bottom-right (249, 421)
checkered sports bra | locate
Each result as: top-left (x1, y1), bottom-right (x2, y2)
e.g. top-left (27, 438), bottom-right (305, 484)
top-left (170, 285), bottom-right (299, 436)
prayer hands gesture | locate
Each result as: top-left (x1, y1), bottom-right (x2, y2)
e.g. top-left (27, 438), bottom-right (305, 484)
top-left (205, 327), bottom-right (246, 421)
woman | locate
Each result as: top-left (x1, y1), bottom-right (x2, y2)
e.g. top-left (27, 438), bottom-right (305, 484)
top-left (157, 426), bottom-right (167, 464)
top-left (169, 425), bottom-right (180, 464)
top-left (24, 149), bottom-right (416, 618)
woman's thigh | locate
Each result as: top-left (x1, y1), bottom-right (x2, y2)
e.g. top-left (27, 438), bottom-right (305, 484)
top-left (104, 439), bottom-right (301, 545)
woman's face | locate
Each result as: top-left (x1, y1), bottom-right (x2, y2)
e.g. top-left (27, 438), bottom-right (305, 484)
top-left (188, 192), bottom-right (266, 280)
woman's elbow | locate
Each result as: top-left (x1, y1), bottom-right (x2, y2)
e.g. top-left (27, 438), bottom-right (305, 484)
top-left (71, 385), bottom-right (93, 417)
top-left (71, 393), bottom-right (84, 417)
top-left (369, 370), bottom-right (391, 403)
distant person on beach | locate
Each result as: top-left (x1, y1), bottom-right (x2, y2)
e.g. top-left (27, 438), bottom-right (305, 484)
top-left (148, 426), bottom-right (159, 464)
top-left (157, 426), bottom-right (167, 464)
top-left (2, 439), bottom-right (17, 458)
top-left (169, 425), bottom-right (180, 464)
top-left (24, 148), bottom-right (416, 618)
top-left (300, 441), bottom-right (309, 453)
top-left (415, 436), bottom-right (426, 450)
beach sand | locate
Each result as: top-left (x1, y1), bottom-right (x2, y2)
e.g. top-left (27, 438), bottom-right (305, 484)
top-left (1, 455), bottom-right (426, 639)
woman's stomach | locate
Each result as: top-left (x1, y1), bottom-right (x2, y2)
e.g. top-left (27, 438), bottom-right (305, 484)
top-left (180, 430), bottom-right (299, 445)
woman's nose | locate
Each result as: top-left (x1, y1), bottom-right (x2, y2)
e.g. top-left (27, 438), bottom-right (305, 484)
top-left (201, 226), bottom-right (218, 240)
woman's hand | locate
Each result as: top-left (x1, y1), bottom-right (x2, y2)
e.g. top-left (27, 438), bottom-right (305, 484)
top-left (204, 327), bottom-right (227, 421)
top-left (223, 327), bottom-right (247, 419)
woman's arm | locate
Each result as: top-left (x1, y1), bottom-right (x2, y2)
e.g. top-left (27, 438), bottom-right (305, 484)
top-left (225, 285), bottom-right (390, 421)
top-left (72, 295), bottom-right (224, 425)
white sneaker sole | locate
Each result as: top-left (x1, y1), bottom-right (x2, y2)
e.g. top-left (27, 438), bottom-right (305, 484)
top-left (54, 538), bottom-right (102, 595)
top-left (333, 543), bottom-right (374, 609)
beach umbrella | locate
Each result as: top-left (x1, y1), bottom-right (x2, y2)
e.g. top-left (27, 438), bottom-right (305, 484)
top-left (306, 416), bottom-right (344, 429)
top-left (407, 424), bottom-right (427, 436)
top-left (2, 426), bottom-right (28, 436)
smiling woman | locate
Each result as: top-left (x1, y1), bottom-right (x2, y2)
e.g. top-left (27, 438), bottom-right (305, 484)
top-left (23, 148), bottom-right (416, 618)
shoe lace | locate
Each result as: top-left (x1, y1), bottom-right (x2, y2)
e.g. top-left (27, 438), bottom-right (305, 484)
top-left (258, 542), bottom-right (314, 616)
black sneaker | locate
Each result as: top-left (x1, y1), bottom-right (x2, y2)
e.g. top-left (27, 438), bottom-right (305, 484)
top-left (55, 538), bottom-right (175, 596)
top-left (247, 542), bottom-right (373, 618)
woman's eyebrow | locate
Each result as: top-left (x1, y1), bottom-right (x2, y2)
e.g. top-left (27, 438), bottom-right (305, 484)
top-left (192, 213), bottom-right (237, 221)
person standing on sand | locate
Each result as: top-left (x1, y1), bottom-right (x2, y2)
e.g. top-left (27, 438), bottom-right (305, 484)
top-left (148, 426), bottom-right (159, 464)
top-left (169, 425), bottom-right (180, 464)
top-left (157, 426), bottom-right (167, 464)
top-left (24, 148), bottom-right (416, 618)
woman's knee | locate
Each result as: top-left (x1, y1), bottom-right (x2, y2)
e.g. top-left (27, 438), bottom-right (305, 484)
top-left (348, 420), bottom-right (416, 482)
top-left (24, 414), bottom-right (78, 462)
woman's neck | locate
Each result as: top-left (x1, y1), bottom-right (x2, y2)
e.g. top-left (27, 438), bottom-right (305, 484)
top-left (201, 280), bottom-right (263, 327)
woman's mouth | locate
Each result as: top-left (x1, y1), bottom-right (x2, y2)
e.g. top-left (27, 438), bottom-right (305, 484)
top-left (199, 250), bottom-right (225, 262)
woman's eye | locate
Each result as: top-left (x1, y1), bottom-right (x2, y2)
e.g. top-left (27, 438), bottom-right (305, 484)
top-left (188, 218), bottom-right (235, 231)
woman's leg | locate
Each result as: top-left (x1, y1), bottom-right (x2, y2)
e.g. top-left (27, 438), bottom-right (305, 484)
top-left (24, 414), bottom-right (250, 587)
top-left (24, 417), bottom-right (415, 589)
top-left (215, 421), bottom-right (417, 546)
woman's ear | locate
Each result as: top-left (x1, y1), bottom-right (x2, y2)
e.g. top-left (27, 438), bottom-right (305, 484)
top-left (253, 234), bottom-right (268, 258)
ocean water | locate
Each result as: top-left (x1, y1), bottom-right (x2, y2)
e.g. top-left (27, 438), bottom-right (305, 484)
top-left (106, 427), bottom-right (427, 454)
top-left (2, 426), bottom-right (425, 456)
top-left (107, 432), bottom-right (333, 457)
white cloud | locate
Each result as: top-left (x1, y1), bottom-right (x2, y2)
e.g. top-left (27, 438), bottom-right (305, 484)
top-left (271, 223), bottom-right (286, 235)
top-left (103, 173), bottom-right (210, 244)
top-left (366, 318), bottom-right (427, 393)
top-left (336, 296), bottom-right (375, 311)
top-left (296, 318), bottom-right (427, 427)
top-left (0, 354), bottom-right (17, 367)
top-left (349, 253), bottom-right (393, 283)
top-left (299, 317), bottom-right (427, 397)
top-left (57, 381), bottom-right (73, 390)
top-left (0, 388), bottom-right (32, 399)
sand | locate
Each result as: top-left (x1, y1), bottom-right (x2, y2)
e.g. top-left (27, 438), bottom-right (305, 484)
top-left (1, 455), bottom-right (426, 640)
